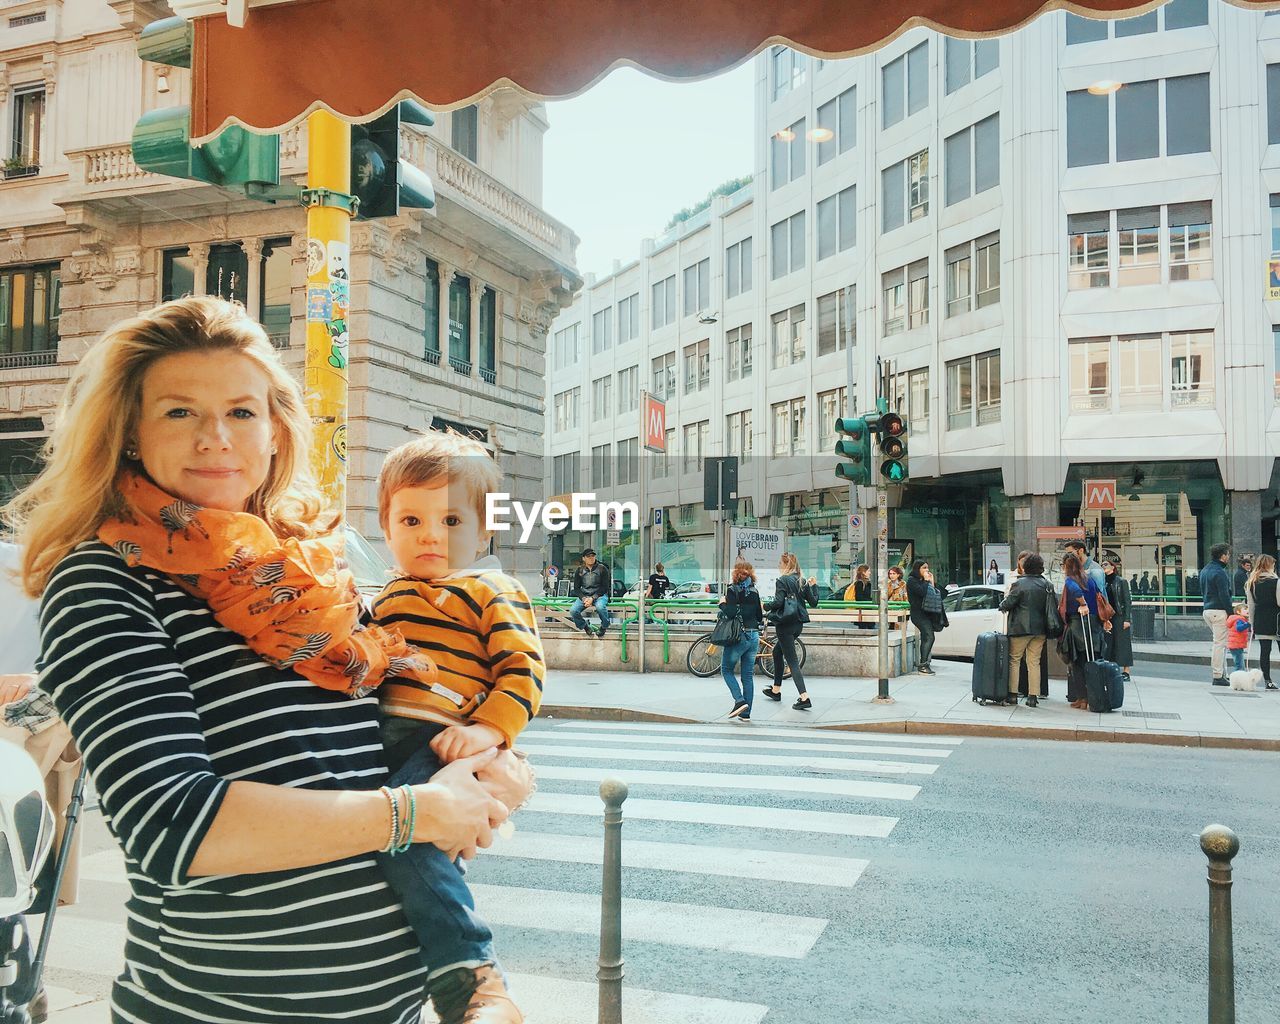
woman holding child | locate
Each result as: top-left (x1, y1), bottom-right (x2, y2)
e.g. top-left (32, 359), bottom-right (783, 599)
top-left (5, 297), bottom-right (535, 1024)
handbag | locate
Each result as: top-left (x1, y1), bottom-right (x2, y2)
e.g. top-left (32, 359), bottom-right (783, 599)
top-left (922, 585), bottom-right (943, 614)
top-left (1044, 585), bottom-right (1064, 639)
top-left (710, 605), bottom-right (743, 645)
top-left (768, 595), bottom-right (802, 628)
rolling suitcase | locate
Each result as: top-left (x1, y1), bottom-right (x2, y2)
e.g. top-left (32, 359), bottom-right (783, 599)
top-left (971, 627), bottom-right (1010, 705)
top-left (1082, 618), bottom-right (1123, 713)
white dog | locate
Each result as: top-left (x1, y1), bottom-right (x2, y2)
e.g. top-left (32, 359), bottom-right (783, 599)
top-left (1229, 669), bottom-right (1263, 692)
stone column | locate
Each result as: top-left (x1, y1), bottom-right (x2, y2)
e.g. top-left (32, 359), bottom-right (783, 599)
top-left (1229, 491), bottom-right (1264, 564)
top-left (188, 242), bottom-right (210, 297)
top-left (467, 277), bottom-right (483, 375)
top-left (242, 237), bottom-right (264, 320)
top-left (437, 261), bottom-right (455, 362)
top-left (1012, 493), bottom-right (1059, 564)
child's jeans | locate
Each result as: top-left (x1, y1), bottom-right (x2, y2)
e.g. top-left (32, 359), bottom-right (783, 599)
top-left (1230, 649), bottom-right (1245, 673)
top-left (377, 718), bottom-right (495, 979)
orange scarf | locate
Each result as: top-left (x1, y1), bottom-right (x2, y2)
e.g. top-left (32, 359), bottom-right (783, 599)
top-left (98, 472), bottom-right (437, 697)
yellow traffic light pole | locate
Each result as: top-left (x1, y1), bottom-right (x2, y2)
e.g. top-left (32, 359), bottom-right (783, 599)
top-left (302, 110), bottom-right (354, 514)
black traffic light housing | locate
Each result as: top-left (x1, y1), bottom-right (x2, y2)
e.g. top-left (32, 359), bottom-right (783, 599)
top-left (877, 411), bottom-right (908, 482)
top-left (351, 101), bottom-right (437, 220)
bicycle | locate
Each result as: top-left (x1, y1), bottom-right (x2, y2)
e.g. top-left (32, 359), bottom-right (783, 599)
top-left (686, 623), bottom-right (807, 679)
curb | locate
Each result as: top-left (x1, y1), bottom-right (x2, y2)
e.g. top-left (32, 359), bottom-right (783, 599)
top-left (539, 704), bottom-right (1280, 751)
top-left (1133, 651), bottom-right (1202, 666)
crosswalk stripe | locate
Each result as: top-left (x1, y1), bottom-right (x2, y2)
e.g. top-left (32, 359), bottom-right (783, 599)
top-left (468, 883), bottom-right (827, 958)
top-left (521, 742), bottom-right (938, 776)
top-left (542, 720), bottom-right (964, 746)
top-left (534, 763), bottom-right (920, 800)
top-left (425, 973), bottom-right (769, 1024)
top-left (484, 830), bottom-right (869, 889)
top-left (527, 791), bottom-right (898, 837)
top-left (527, 728), bottom-right (953, 759)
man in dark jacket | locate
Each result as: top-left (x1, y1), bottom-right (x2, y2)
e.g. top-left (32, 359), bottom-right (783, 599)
top-left (1200, 543), bottom-right (1233, 686)
top-left (998, 553), bottom-right (1055, 707)
top-left (1233, 557), bottom-right (1252, 599)
top-left (570, 549), bottom-right (612, 636)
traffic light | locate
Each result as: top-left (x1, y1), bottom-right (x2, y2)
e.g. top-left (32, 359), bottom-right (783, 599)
top-left (834, 416), bottom-right (872, 485)
top-left (351, 102), bottom-right (436, 219)
top-left (877, 411), bottom-right (909, 482)
top-left (131, 18), bottom-right (281, 194)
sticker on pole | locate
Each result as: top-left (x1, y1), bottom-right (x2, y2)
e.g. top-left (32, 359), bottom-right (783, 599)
top-left (306, 239), bottom-right (326, 278)
top-left (307, 288), bottom-right (333, 322)
top-left (331, 423), bottom-right (347, 462)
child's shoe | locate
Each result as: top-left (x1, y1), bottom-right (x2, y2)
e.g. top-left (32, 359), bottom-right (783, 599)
top-left (430, 964), bottom-right (524, 1024)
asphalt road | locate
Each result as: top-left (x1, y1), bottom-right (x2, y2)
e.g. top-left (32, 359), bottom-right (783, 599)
top-left (38, 721), bottom-right (1280, 1023)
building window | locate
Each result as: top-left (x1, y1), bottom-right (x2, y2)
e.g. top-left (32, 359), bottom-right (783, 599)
top-left (592, 308), bottom-right (612, 354)
top-left (726, 323), bottom-right (753, 381)
top-left (1168, 201), bottom-right (1212, 281)
top-left (727, 409), bottom-right (753, 465)
top-left (617, 293), bottom-right (639, 343)
top-left (1067, 90), bottom-right (1110, 167)
top-left (1069, 75), bottom-right (1210, 167)
top-left (818, 386), bottom-right (848, 450)
top-left (944, 114), bottom-right (999, 206)
top-left (1068, 0), bottom-right (1207, 43)
top-left (1271, 65), bottom-right (1280, 146)
top-left (553, 388), bottom-right (581, 432)
top-left (1069, 338), bottom-right (1111, 412)
top-left (8, 87), bottom-right (44, 173)
top-left (162, 248), bottom-right (195, 302)
top-left (947, 350), bottom-right (1001, 429)
top-left (452, 105), bottom-right (478, 162)
top-left (1117, 207), bottom-right (1160, 286)
top-left (616, 437), bottom-right (639, 486)
top-left (683, 339), bottom-right (710, 394)
top-left (1116, 80), bottom-right (1159, 162)
top-left (651, 275), bottom-right (676, 330)
top-left (1166, 75), bottom-right (1211, 156)
top-left (770, 303), bottom-right (806, 368)
top-left (725, 238), bottom-right (752, 298)
top-left (888, 367), bottom-right (930, 429)
top-left (592, 375), bottom-right (613, 418)
top-left (257, 238), bottom-right (292, 348)
top-left (478, 287), bottom-right (496, 383)
top-left (908, 151), bottom-right (929, 222)
top-left (591, 443), bottom-right (613, 488)
top-left (1164, 0), bottom-right (1209, 29)
top-left (552, 452), bottom-right (581, 494)
top-left (770, 212), bottom-right (806, 279)
top-left (0, 264), bottom-right (60, 367)
top-left (975, 234), bottom-right (1000, 308)
top-left (1068, 212), bottom-right (1111, 289)
top-left (1170, 331), bottom-right (1214, 407)
top-left (682, 259), bottom-right (711, 317)
top-left (1118, 334), bottom-right (1163, 411)
top-left (882, 149), bottom-right (929, 233)
top-left (882, 43), bottom-right (928, 129)
top-left (944, 37), bottom-right (998, 95)
top-left (771, 46), bottom-right (807, 101)
top-left (817, 288), bottom-right (853, 355)
top-left (448, 275), bottom-right (472, 372)
top-left (652, 352), bottom-right (677, 400)
top-left (882, 267), bottom-right (906, 336)
top-left (552, 323), bottom-right (579, 372)
top-left (653, 427), bottom-right (674, 479)
top-left (817, 184), bottom-right (856, 261)
top-left (816, 86), bottom-right (856, 165)
top-left (617, 365), bottom-right (639, 412)
top-left (1065, 13), bottom-right (1108, 43)
top-left (683, 421), bottom-right (709, 473)
top-left (771, 397), bottom-right (807, 457)
top-left (770, 119), bottom-right (807, 190)
top-left (948, 234), bottom-right (1002, 312)
top-left (945, 244), bottom-right (972, 318)
top-left (908, 259), bottom-right (929, 329)
top-left (423, 258), bottom-right (440, 360)
top-left (206, 243), bottom-right (248, 303)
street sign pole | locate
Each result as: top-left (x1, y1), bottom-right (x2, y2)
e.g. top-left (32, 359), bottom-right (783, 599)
top-left (843, 285), bottom-right (859, 567)
top-left (638, 422), bottom-right (647, 674)
top-left (874, 485), bottom-right (894, 703)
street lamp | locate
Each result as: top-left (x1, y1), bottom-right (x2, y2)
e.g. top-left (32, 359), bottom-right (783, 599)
top-left (1088, 80), bottom-right (1122, 95)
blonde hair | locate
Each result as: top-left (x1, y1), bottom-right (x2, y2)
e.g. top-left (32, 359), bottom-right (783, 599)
top-left (377, 429), bottom-right (501, 531)
top-left (4, 296), bottom-right (329, 597)
top-left (1247, 554), bottom-right (1277, 596)
top-left (779, 551), bottom-right (800, 575)
top-left (731, 560), bottom-right (756, 586)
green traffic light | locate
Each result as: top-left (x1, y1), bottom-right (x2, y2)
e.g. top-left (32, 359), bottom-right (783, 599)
top-left (881, 460), bottom-right (906, 483)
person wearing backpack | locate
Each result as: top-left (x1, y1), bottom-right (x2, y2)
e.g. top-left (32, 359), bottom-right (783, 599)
top-left (760, 552), bottom-right (820, 710)
top-left (716, 561), bottom-right (765, 721)
top-left (998, 553), bottom-right (1058, 708)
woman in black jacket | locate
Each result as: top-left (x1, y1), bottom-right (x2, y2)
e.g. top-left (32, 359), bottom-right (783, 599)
top-left (1245, 554), bottom-right (1280, 689)
top-left (998, 553), bottom-right (1055, 707)
top-left (1102, 559), bottom-right (1134, 682)
top-left (718, 561), bottom-right (765, 721)
top-left (906, 559), bottom-right (945, 674)
top-left (761, 551), bottom-right (820, 710)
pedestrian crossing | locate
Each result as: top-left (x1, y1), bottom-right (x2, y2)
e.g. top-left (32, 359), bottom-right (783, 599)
top-left (38, 718), bottom-right (963, 1023)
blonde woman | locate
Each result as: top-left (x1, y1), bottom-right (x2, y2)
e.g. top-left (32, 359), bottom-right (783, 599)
top-left (761, 551), bottom-right (819, 709)
top-left (5, 297), bottom-right (531, 1024)
top-left (1245, 554), bottom-right (1280, 690)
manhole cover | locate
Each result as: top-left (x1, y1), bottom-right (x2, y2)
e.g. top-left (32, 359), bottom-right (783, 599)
top-left (1121, 710), bottom-right (1182, 720)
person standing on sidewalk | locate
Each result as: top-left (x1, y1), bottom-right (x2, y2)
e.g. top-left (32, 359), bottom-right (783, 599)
top-left (718, 561), bottom-right (764, 722)
top-left (1233, 556), bottom-right (1252, 599)
top-left (569, 549), bottom-right (612, 637)
top-left (906, 560), bottom-right (946, 675)
top-left (1102, 559), bottom-right (1134, 683)
top-left (844, 565), bottom-right (873, 629)
top-left (1245, 554), bottom-right (1280, 690)
top-left (1059, 552), bottom-right (1110, 709)
top-left (761, 552), bottom-right (819, 710)
top-left (1066, 540), bottom-right (1106, 593)
top-left (998, 553), bottom-right (1054, 708)
top-left (1200, 543), bottom-right (1233, 687)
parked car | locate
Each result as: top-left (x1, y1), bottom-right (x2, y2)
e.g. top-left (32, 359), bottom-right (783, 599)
top-left (930, 584), bottom-right (1006, 659)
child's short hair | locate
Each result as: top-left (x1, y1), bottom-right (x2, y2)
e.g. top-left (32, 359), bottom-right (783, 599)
top-left (1233, 603), bottom-right (1246, 615)
top-left (377, 430), bottom-right (502, 531)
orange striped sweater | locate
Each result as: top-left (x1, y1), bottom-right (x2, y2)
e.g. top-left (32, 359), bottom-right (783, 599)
top-left (371, 556), bottom-right (544, 746)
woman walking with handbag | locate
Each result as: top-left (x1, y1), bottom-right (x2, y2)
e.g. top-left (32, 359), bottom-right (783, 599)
top-left (761, 552), bottom-right (819, 710)
top-left (717, 560), bottom-right (764, 721)
top-left (906, 560), bottom-right (946, 674)
top-left (1245, 555), bottom-right (1280, 690)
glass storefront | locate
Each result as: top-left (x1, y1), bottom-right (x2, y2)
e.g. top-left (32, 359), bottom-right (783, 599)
top-left (893, 471), bottom-right (1013, 588)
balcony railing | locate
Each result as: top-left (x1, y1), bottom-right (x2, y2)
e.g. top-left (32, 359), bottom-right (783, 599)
top-left (0, 349), bottom-right (57, 370)
top-left (449, 357), bottom-right (473, 376)
top-left (425, 348), bottom-right (442, 366)
top-left (479, 366), bottom-right (496, 385)
top-left (267, 332), bottom-right (289, 350)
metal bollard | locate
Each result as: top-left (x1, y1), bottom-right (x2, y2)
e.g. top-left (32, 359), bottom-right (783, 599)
top-left (1199, 824), bottom-right (1240, 1024)
top-left (598, 778), bottom-right (628, 1024)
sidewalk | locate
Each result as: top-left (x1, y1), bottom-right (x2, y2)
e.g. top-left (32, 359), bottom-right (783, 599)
top-left (542, 659), bottom-right (1280, 750)
top-left (1132, 640), bottom-right (1211, 665)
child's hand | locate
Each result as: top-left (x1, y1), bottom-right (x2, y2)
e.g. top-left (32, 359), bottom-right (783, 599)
top-left (431, 722), bottom-right (505, 763)
top-left (476, 749), bottom-right (535, 814)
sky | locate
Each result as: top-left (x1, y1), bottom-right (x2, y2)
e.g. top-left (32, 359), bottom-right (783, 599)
top-left (542, 62), bottom-right (756, 280)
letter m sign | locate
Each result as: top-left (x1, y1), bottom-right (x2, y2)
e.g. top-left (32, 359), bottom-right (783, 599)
top-left (642, 392), bottom-right (667, 453)
top-left (1083, 479), bottom-right (1116, 511)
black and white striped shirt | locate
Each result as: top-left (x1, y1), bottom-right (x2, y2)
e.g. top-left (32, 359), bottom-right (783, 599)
top-left (40, 543), bottom-right (427, 1023)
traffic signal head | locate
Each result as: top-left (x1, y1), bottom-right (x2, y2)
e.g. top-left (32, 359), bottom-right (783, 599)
top-left (877, 412), bottom-right (909, 482)
top-left (352, 101), bottom-right (437, 220)
top-left (834, 416), bottom-right (872, 485)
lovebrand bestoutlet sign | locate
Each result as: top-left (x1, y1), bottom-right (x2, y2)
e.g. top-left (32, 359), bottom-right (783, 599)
top-left (729, 527), bottom-right (786, 597)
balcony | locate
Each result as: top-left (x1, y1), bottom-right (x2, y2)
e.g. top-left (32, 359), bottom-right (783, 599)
top-left (0, 349), bottom-right (57, 370)
top-left (449, 356), bottom-right (473, 376)
top-left (425, 348), bottom-right (442, 366)
top-left (479, 366), bottom-right (496, 385)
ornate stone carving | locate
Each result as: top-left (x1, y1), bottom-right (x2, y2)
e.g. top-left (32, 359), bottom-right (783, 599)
top-left (67, 232), bottom-right (142, 292)
top-left (1, 228), bottom-right (28, 266)
top-left (42, 55), bottom-right (56, 99)
top-left (489, 89), bottom-right (534, 140)
top-left (241, 237), bottom-right (265, 261)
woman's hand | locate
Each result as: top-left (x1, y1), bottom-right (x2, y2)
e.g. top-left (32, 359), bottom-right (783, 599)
top-left (476, 749), bottom-right (535, 813)
top-left (1123, 622), bottom-right (1131, 629)
top-left (0, 674), bottom-right (35, 705)
top-left (417, 749), bottom-right (510, 860)
top-left (807, 576), bottom-right (817, 587)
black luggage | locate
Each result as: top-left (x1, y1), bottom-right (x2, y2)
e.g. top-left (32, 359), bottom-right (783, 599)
top-left (1082, 620), bottom-right (1123, 712)
top-left (971, 630), bottom-right (1009, 705)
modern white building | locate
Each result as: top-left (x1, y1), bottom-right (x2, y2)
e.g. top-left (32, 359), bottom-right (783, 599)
top-left (544, 0), bottom-right (1280, 596)
top-left (0, 0), bottom-right (578, 583)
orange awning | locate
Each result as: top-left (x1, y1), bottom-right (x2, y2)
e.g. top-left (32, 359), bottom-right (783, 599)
top-left (191, 0), bottom-right (1273, 142)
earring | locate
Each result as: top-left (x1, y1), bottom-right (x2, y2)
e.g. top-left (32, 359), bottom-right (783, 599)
top-left (124, 448), bottom-right (138, 460)
top-left (271, 445), bottom-right (278, 455)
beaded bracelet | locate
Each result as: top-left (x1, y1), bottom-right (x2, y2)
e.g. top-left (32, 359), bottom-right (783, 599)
top-left (379, 785), bottom-right (401, 854)
top-left (391, 784), bottom-right (416, 856)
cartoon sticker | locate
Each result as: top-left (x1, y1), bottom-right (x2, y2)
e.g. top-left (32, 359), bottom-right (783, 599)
top-left (327, 241), bottom-right (349, 281)
top-left (328, 277), bottom-right (350, 317)
top-left (307, 288), bottom-right (334, 323)
top-left (327, 317), bottom-right (349, 369)
top-left (331, 423), bottom-right (347, 462)
top-left (305, 239), bottom-right (326, 278)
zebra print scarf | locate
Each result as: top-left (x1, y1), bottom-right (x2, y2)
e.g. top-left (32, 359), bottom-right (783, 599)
top-left (98, 472), bottom-right (437, 698)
